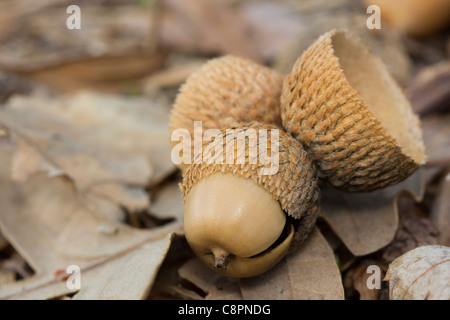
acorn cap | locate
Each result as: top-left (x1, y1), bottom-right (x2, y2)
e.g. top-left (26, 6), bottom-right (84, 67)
top-left (181, 121), bottom-right (320, 249)
top-left (169, 55), bottom-right (284, 169)
top-left (281, 29), bottom-right (426, 192)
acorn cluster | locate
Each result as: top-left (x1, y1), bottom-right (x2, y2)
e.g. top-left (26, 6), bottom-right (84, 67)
top-left (169, 29), bottom-right (426, 278)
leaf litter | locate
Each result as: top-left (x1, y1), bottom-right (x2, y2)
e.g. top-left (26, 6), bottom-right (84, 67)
top-left (0, 0), bottom-right (449, 301)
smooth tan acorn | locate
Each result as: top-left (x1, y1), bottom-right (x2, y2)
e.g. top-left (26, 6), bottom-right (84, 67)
top-left (181, 122), bottom-right (320, 278)
top-left (281, 29), bottom-right (426, 192)
top-left (169, 55), bottom-right (284, 170)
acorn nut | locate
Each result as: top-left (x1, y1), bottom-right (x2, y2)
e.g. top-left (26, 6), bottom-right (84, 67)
top-left (170, 55), bottom-right (284, 170)
top-left (181, 122), bottom-right (320, 278)
top-left (281, 29), bottom-right (426, 192)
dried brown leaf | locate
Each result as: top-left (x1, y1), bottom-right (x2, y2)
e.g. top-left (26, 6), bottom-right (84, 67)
top-left (0, 103), bottom-right (182, 299)
top-left (72, 234), bottom-right (174, 300)
top-left (320, 170), bottom-right (424, 256)
top-left (148, 179), bottom-right (184, 221)
top-left (176, 258), bottom-right (242, 300)
top-left (385, 245), bottom-right (450, 300)
top-left (0, 148), bottom-right (181, 299)
top-left (3, 91), bottom-right (175, 188)
top-left (239, 228), bottom-right (344, 300)
top-left (0, 3), bottom-right (161, 71)
top-left (0, 3), bottom-right (167, 92)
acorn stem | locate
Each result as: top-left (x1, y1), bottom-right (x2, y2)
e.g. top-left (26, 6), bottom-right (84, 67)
top-left (211, 248), bottom-right (230, 269)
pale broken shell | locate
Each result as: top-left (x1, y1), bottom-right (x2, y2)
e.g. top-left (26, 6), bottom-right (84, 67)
top-left (385, 245), bottom-right (450, 300)
top-left (169, 55), bottom-right (284, 170)
top-left (181, 121), bottom-right (320, 277)
top-left (281, 29), bottom-right (426, 192)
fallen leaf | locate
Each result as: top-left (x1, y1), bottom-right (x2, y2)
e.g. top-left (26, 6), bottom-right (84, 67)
top-left (178, 258), bottom-right (223, 294)
top-left (2, 90), bottom-right (175, 188)
top-left (239, 227), bottom-right (344, 300)
top-left (385, 245), bottom-right (450, 300)
top-left (406, 62), bottom-right (450, 116)
top-left (0, 112), bottom-right (183, 300)
top-left (174, 258), bottom-right (242, 300)
top-left (320, 170), bottom-right (424, 256)
top-left (72, 234), bottom-right (174, 300)
top-left (23, 52), bottom-right (168, 93)
top-left (0, 2), bottom-right (166, 92)
top-left (148, 179), bottom-right (184, 221)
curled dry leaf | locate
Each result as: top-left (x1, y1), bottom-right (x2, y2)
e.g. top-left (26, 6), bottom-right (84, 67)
top-left (239, 228), bottom-right (344, 300)
top-left (320, 170), bottom-right (424, 257)
top-left (385, 245), bottom-right (450, 300)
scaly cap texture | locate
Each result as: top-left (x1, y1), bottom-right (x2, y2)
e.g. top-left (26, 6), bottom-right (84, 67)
top-left (170, 55), bottom-right (284, 169)
top-left (281, 29), bottom-right (426, 192)
top-left (181, 121), bottom-right (320, 248)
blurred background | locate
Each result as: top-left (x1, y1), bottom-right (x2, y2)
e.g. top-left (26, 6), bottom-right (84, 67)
top-left (0, 0), bottom-right (448, 100)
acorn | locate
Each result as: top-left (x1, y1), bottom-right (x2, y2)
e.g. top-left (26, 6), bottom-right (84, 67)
top-left (281, 30), bottom-right (426, 192)
top-left (169, 55), bottom-right (284, 170)
top-left (181, 122), bottom-right (320, 278)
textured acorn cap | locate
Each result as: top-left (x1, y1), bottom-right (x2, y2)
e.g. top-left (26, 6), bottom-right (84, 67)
top-left (169, 55), bottom-right (284, 169)
top-left (181, 121), bottom-right (320, 249)
top-left (281, 29), bottom-right (426, 192)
